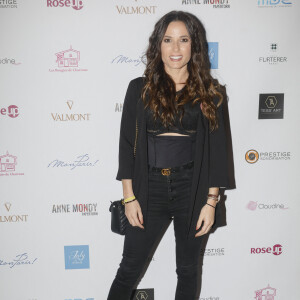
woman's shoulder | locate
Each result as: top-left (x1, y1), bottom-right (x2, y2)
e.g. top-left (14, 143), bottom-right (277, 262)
top-left (128, 76), bottom-right (146, 90)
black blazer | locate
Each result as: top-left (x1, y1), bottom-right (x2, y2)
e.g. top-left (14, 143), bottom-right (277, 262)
top-left (116, 77), bottom-right (234, 239)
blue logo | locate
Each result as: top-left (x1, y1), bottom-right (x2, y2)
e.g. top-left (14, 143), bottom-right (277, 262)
top-left (208, 42), bottom-right (219, 69)
top-left (64, 245), bottom-right (90, 269)
top-left (258, 0), bottom-right (292, 6)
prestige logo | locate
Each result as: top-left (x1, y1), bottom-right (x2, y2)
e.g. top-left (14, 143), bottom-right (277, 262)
top-left (247, 200), bottom-right (289, 211)
top-left (251, 244), bottom-right (283, 255)
top-left (0, 202), bottom-right (29, 223)
top-left (200, 247), bottom-right (225, 256)
top-left (51, 100), bottom-right (91, 122)
top-left (0, 105), bottom-right (19, 118)
top-left (245, 149), bottom-right (291, 163)
top-left (47, 0), bottom-right (84, 10)
top-left (254, 284), bottom-right (277, 299)
top-left (0, 0), bottom-right (18, 8)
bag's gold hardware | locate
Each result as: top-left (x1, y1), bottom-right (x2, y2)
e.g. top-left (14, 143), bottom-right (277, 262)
top-left (161, 168), bottom-right (171, 176)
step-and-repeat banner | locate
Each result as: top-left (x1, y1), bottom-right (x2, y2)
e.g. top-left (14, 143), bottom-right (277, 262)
top-left (1, 1), bottom-right (299, 300)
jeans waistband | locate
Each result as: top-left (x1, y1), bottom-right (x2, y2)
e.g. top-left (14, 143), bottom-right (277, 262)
top-left (148, 160), bottom-right (194, 175)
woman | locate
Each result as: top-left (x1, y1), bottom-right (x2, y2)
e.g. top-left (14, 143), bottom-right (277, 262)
top-left (108, 10), bottom-right (232, 300)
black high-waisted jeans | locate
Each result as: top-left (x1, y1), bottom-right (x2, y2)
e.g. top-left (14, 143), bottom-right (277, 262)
top-left (107, 160), bottom-right (204, 300)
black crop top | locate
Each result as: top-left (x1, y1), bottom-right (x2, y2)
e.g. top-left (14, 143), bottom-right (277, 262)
top-left (146, 98), bottom-right (201, 168)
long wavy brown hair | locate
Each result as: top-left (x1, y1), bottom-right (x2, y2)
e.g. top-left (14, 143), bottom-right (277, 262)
top-left (141, 10), bottom-right (226, 132)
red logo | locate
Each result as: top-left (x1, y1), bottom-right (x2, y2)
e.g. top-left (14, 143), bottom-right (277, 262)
top-left (47, 0), bottom-right (83, 10)
top-left (250, 244), bottom-right (283, 255)
top-left (0, 105), bottom-right (19, 118)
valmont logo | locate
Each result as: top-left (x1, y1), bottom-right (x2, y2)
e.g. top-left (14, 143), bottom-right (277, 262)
top-left (0, 151), bottom-right (24, 177)
top-left (0, 202), bottom-right (29, 223)
top-left (254, 284), bottom-right (277, 299)
top-left (64, 245), bottom-right (90, 269)
top-left (51, 100), bottom-right (91, 122)
top-left (208, 42), bottom-right (218, 69)
top-left (247, 201), bottom-right (289, 210)
top-left (0, 105), bottom-right (19, 118)
top-left (47, 0), bottom-right (84, 10)
top-left (49, 46), bottom-right (88, 73)
top-left (250, 244), bottom-right (283, 255)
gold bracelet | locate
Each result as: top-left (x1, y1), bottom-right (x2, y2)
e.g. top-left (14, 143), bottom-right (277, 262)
top-left (121, 196), bottom-right (136, 205)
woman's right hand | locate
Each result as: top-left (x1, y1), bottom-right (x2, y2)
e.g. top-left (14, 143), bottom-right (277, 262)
top-left (125, 200), bottom-right (144, 229)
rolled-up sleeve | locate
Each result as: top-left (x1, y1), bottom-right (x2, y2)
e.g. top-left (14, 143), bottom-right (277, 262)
top-left (116, 79), bottom-right (138, 181)
top-left (208, 96), bottom-right (229, 188)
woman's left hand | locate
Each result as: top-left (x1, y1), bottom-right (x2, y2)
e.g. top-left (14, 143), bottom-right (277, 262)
top-left (195, 200), bottom-right (216, 237)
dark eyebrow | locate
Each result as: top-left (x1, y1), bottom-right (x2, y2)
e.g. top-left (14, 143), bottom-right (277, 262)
top-left (163, 35), bottom-right (190, 38)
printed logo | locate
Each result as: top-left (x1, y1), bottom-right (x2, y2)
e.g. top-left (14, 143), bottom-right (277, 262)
top-left (132, 288), bottom-right (154, 300)
top-left (52, 203), bottom-right (98, 216)
top-left (0, 202), bottom-right (29, 223)
top-left (200, 248), bottom-right (225, 256)
top-left (182, 0), bottom-right (231, 8)
top-left (0, 0), bottom-right (18, 8)
top-left (208, 42), bottom-right (218, 69)
top-left (0, 105), bottom-right (19, 118)
top-left (0, 151), bottom-right (24, 176)
top-left (0, 253), bottom-right (37, 268)
top-left (47, 0), bottom-right (84, 10)
top-left (64, 245), bottom-right (90, 269)
top-left (47, 154), bottom-right (99, 170)
top-left (258, 0), bottom-right (292, 8)
top-left (49, 46), bottom-right (88, 72)
top-left (245, 149), bottom-right (290, 163)
top-left (51, 100), bottom-right (91, 122)
top-left (111, 54), bottom-right (144, 67)
top-left (251, 244), bottom-right (283, 255)
top-left (115, 0), bottom-right (157, 14)
top-left (247, 201), bottom-right (289, 210)
top-left (0, 58), bottom-right (21, 65)
top-left (259, 43), bottom-right (287, 65)
top-left (255, 284), bottom-right (277, 299)
top-left (258, 94), bottom-right (284, 119)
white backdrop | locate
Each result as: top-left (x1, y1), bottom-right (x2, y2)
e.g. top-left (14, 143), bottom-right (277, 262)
top-left (1, 1), bottom-right (299, 300)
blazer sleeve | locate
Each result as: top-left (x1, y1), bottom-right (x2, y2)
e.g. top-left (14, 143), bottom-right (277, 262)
top-left (208, 96), bottom-right (230, 188)
top-left (116, 79), bottom-right (138, 181)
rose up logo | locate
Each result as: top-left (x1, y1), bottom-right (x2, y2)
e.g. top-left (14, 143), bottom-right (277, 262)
top-left (0, 105), bottom-right (19, 118)
top-left (47, 0), bottom-right (83, 10)
top-left (251, 244), bottom-right (283, 255)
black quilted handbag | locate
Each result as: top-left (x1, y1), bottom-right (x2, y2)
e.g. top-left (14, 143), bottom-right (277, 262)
top-left (109, 199), bottom-right (129, 235)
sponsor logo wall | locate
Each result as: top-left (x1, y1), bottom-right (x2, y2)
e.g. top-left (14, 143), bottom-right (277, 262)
top-left (0, 1), bottom-right (299, 299)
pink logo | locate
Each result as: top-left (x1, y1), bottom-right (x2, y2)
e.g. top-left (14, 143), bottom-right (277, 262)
top-left (55, 46), bottom-right (80, 68)
top-left (0, 105), bottom-right (19, 118)
top-left (247, 201), bottom-right (258, 210)
top-left (0, 151), bottom-right (17, 172)
top-left (254, 284), bottom-right (277, 300)
top-left (47, 0), bottom-right (83, 10)
top-left (247, 201), bottom-right (289, 210)
top-left (251, 244), bottom-right (283, 255)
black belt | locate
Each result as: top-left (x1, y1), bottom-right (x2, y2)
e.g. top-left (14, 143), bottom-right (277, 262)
top-left (148, 160), bottom-right (194, 176)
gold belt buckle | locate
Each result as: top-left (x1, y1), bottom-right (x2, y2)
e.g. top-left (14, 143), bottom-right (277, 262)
top-left (161, 168), bottom-right (171, 176)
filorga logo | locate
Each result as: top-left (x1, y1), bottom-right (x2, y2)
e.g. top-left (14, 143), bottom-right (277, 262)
top-left (132, 288), bottom-right (154, 300)
top-left (247, 201), bottom-right (289, 211)
top-left (48, 154), bottom-right (99, 170)
top-left (52, 203), bottom-right (98, 216)
top-left (255, 284), bottom-right (277, 300)
top-left (0, 202), bottom-right (28, 223)
top-left (51, 100), bottom-right (91, 122)
top-left (0, 253), bottom-right (38, 268)
top-left (259, 43), bottom-right (287, 65)
top-left (47, 0), bottom-right (84, 10)
top-left (258, 0), bottom-right (292, 8)
top-left (0, 105), bottom-right (19, 118)
top-left (49, 46), bottom-right (88, 72)
top-left (0, 0), bottom-right (18, 8)
top-left (200, 248), bottom-right (225, 256)
top-left (245, 149), bottom-right (291, 163)
top-left (258, 93), bottom-right (284, 119)
top-left (251, 244), bottom-right (283, 255)
top-left (182, 0), bottom-right (230, 9)
top-left (116, 0), bottom-right (157, 14)
top-left (0, 151), bottom-right (24, 176)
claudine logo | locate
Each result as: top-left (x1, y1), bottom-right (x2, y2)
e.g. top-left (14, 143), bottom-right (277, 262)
top-left (64, 245), bottom-right (90, 269)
